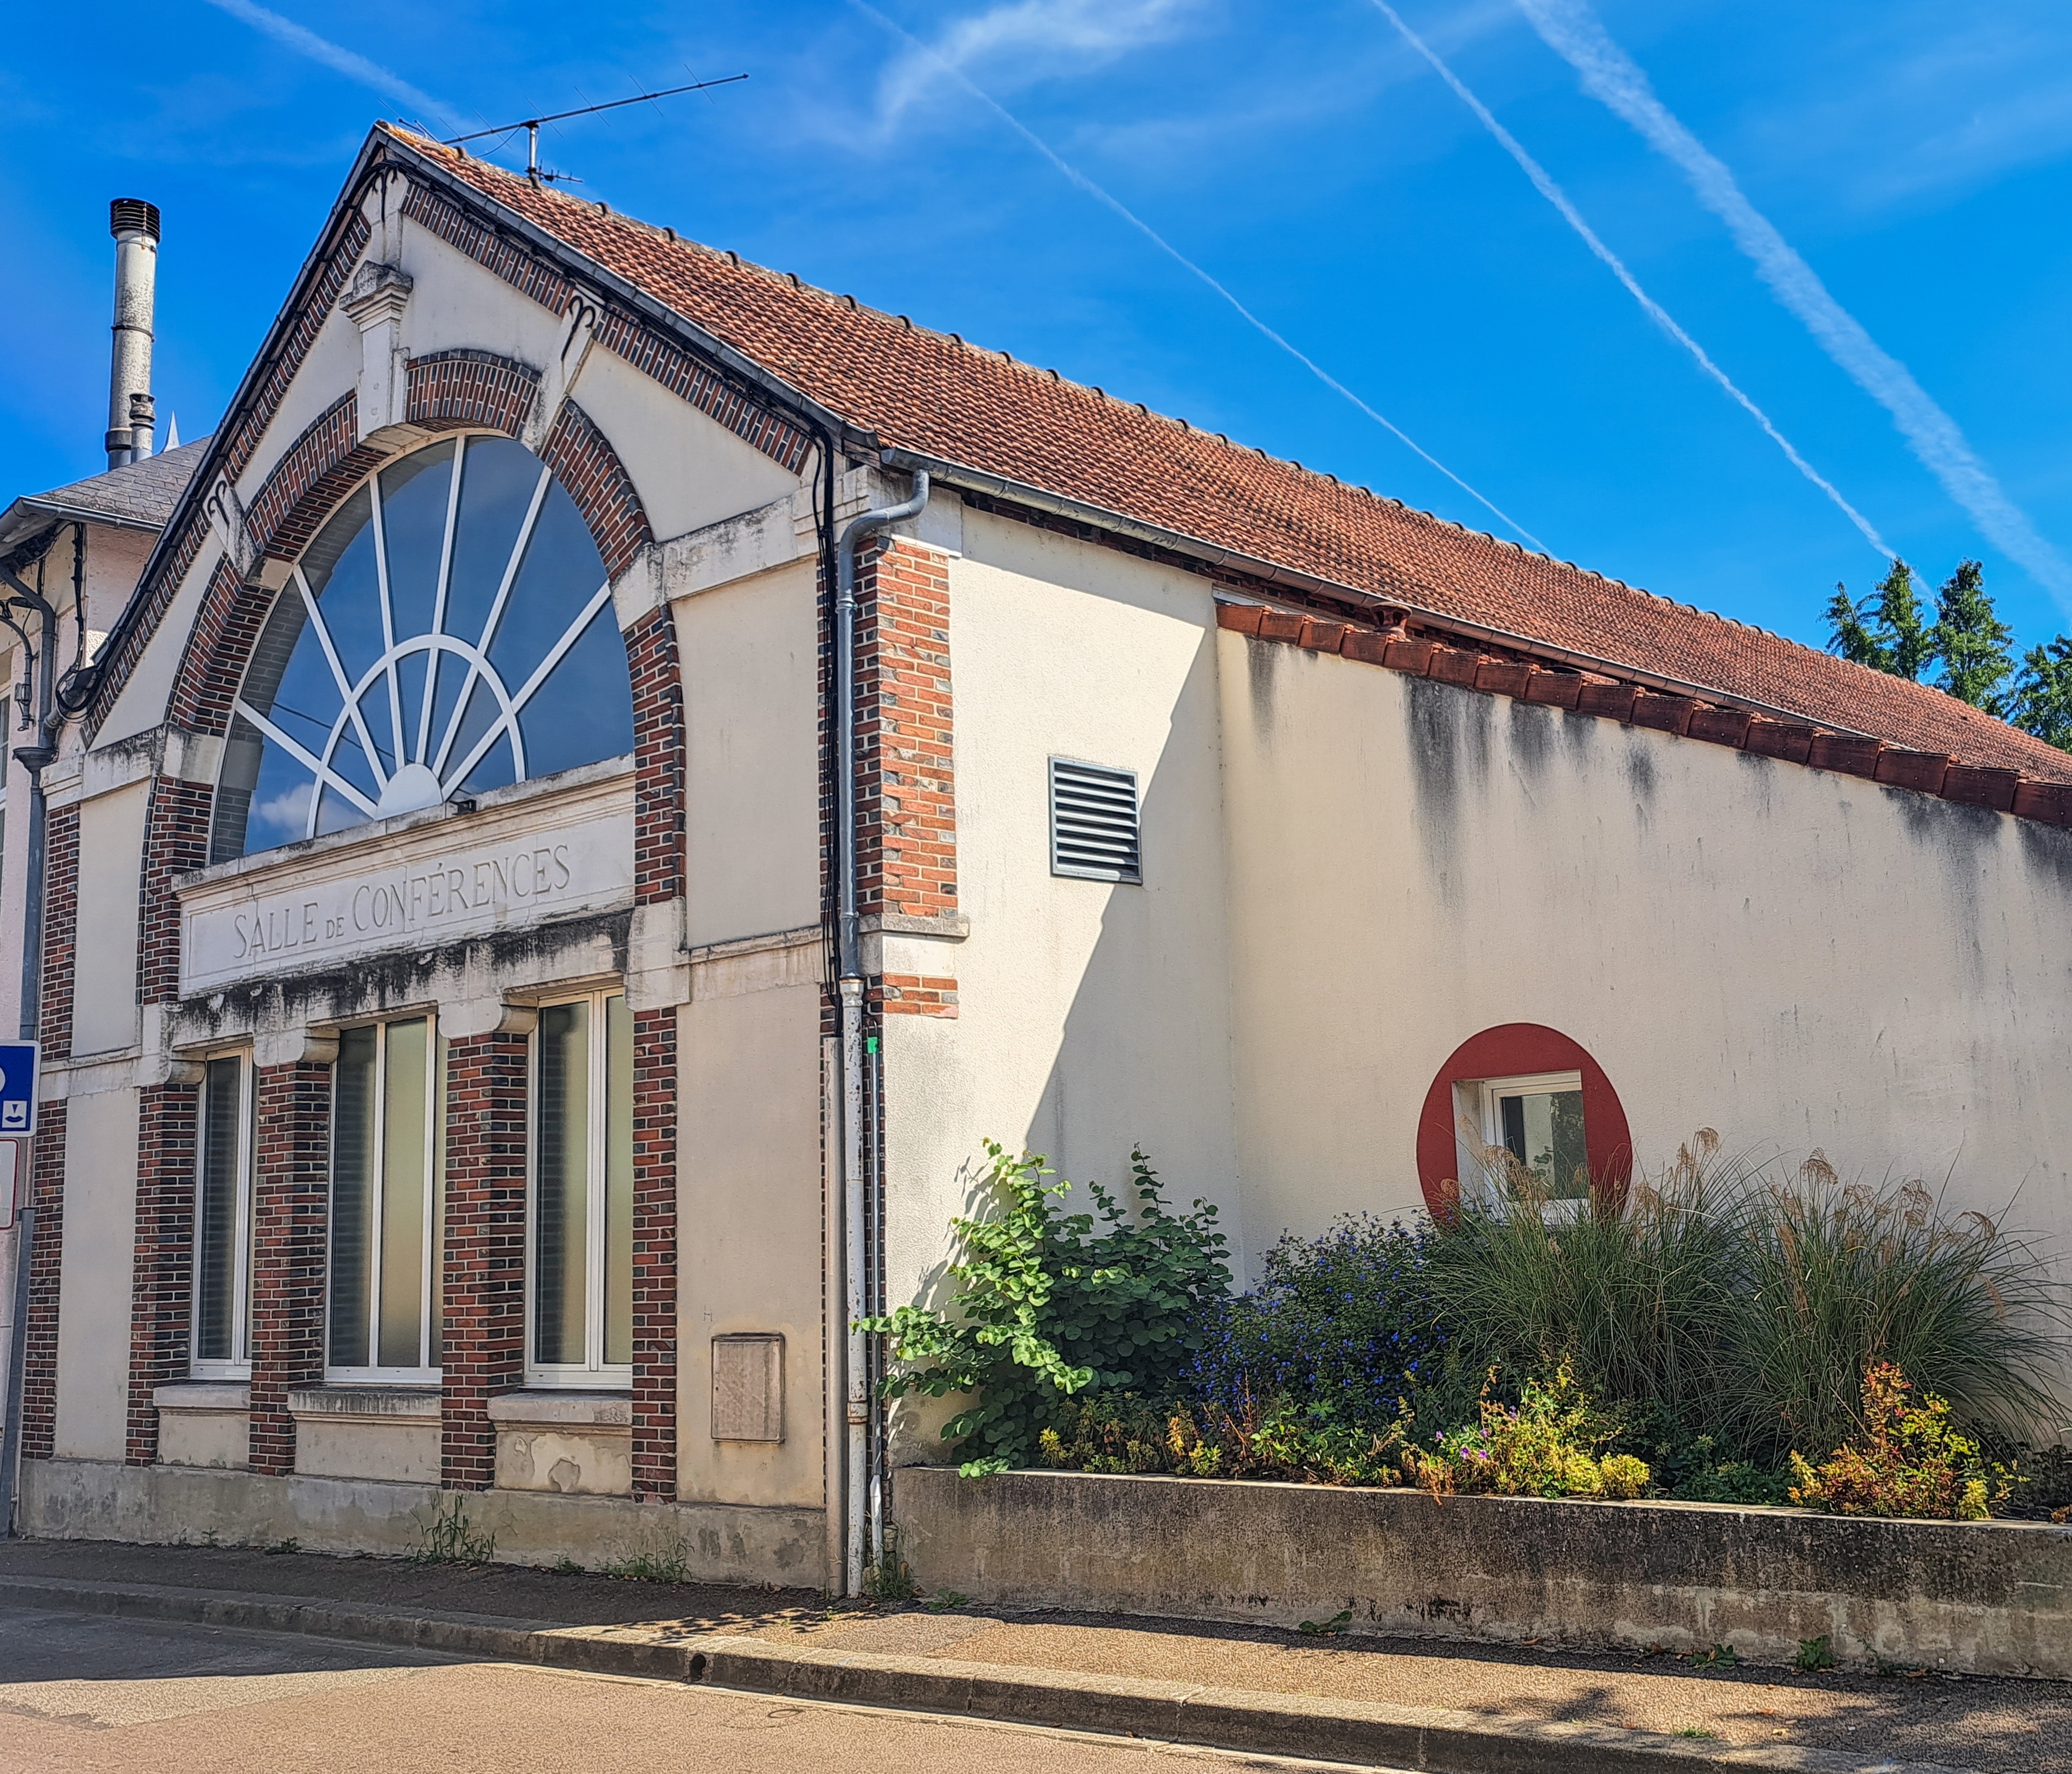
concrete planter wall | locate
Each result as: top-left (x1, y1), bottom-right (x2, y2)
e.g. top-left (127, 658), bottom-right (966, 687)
top-left (893, 1465), bottom-right (2072, 1678)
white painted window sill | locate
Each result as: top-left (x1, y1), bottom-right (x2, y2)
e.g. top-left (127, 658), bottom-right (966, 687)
top-left (487, 1390), bottom-right (632, 1429)
top-left (155, 1380), bottom-right (251, 1413)
top-left (288, 1385), bottom-right (442, 1424)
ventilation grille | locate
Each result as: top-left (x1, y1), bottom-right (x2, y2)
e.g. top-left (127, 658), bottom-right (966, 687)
top-left (1049, 757), bottom-right (1141, 883)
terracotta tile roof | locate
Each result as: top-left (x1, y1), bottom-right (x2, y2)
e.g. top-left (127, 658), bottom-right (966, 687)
top-left (410, 132), bottom-right (2072, 783)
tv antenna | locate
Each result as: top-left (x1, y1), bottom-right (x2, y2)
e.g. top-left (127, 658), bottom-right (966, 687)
top-left (444, 75), bottom-right (748, 183)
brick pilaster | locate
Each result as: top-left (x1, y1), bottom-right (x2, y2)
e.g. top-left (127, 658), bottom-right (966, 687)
top-left (247, 1060), bottom-right (332, 1477)
top-left (856, 535), bottom-right (957, 928)
top-left (126, 1082), bottom-right (200, 1464)
top-left (631, 1005), bottom-right (678, 1499)
top-left (18, 1099), bottom-right (67, 1463)
top-left (20, 802), bottom-right (80, 1462)
top-left (439, 1031), bottom-right (528, 1489)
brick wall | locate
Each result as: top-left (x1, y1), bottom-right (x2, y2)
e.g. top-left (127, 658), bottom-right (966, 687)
top-left (630, 1005), bottom-right (677, 1499)
top-left (168, 557), bottom-right (274, 739)
top-left (248, 1060), bottom-right (332, 1477)
top-left (18, 1100), bottom-right (67, 1463)
top-left (406, 350), bottom-right (539, 436)
top-left (126, 1082), bottom-right (200, 1464)
top-left (137, 778), bottom-right (213, 1004)
top-left (20, 804), bottom-right (80, 1460)
top-left (440, 1031), bottom-right (529, 1489)
top-left (626, 605), bottom-right (685, 907)
top-left (855, 537), bottom-right (957, 929)
top-left (40, 804), bottom-right (79, 1058)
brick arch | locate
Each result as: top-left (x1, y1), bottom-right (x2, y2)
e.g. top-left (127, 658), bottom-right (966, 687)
top-left (165, 370), bottom-right (653, 751)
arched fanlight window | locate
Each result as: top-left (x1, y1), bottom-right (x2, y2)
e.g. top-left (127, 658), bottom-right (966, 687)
top-left (212, 434), bottom-right (634, 861)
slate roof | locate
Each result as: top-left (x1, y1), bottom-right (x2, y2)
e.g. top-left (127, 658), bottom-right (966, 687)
top-left (406, 132), bottom-right (2072, 781)
top-left (16, 441), bottom-right (209, 532)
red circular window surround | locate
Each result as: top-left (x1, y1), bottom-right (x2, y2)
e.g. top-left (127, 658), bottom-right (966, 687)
top-left (1414, 1024), bottom-right (1632, 1216)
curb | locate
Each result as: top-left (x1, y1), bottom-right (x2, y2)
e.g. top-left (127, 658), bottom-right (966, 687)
top-left (0, 1575), bottom-right (1963, 1774)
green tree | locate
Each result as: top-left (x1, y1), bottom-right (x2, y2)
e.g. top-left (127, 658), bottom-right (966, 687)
top-left (1929, 560), bottom-right (2015, 712)
top-left (2006, 637), bottom-right (2072, 751)
top-left (1826, 560), bottom-right (1932, 680)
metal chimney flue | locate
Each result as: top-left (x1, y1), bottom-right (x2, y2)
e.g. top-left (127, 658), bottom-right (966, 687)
top-left (106, 197), bottom-right (161, 469)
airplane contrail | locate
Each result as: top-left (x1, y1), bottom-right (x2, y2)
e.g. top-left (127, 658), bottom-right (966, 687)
top-left (1514, 0), bottom-right (2072, 606)
top-left (200, 0), bottom-right (469, 137)
top-left (1369, 0), bottom-right (1895, 561)
top-left (846, 0), bottom-right (1549, 552)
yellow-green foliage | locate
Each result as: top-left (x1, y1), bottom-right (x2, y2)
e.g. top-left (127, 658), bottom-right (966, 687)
top-left (1788, 1364), bottom-right (2011, 1521)
top-left (1409, 1364), bottom-right (1651, 1501)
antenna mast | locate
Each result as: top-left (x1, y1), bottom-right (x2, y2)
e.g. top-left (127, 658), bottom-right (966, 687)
top-left (445, 76), bottom-right (748, 183)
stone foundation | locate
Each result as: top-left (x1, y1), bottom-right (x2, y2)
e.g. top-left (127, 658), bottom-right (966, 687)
top-left (893, 1465), bottom-right (2072, 1679)
top-left (23, 1457), bottom-right (823, 1587)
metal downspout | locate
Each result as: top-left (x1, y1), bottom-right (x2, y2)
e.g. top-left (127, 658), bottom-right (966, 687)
top-left (835, 469), bottom-right (928, 1596)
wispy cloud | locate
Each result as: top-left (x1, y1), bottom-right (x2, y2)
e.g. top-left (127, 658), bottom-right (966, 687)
top-left (198, 0), bottom-right (469, 137)
top-left (1514, 0), bottom-right (2072, 607)
top-left (848, 0), bottom-right (1547, 551)
top-left (1367, 1), bottom-right (1893, 562)
top-left (874, 0), bottom-right (1193, 131)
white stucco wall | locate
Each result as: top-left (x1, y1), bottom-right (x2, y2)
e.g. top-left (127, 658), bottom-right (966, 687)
top-left (678, 562), bottom-right (820, 948)
top-left (678, 978), bottom-right (825, 1511)
top-left (70, 780), bottom-right (148, 1057)
top-left (883, 512), bottom-right (1244, 1364)
top-left (1217, 633), bottom-right (2072, 1270)
top-left (53, 1082), bottom-right (139, 1460)
top-left (568, 349), bottom-right (800, 546)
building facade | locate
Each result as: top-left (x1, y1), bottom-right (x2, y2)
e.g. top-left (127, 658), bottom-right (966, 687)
top-left (3, 125), bottom-right (2070, 1589)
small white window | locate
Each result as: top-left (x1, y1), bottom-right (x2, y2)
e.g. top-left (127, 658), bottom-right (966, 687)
top-left (528, 990), bottom-right (632, 1384)
top-left (1453, 1070), bottom-right (1589, 1212)
top-left (192, 1053), bottom-right (254, 1377)
top-left (327, 1018), bottom-right (442, 1380)
top-left (1049, 757), bottom-right (1140, 883)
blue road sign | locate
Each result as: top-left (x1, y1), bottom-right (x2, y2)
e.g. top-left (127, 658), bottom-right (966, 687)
top-left (0, 1041), bottom-right (39, 1136)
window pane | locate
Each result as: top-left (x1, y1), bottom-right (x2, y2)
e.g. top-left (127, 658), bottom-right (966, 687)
top-left (194, 1057), bottom-right (243, 1364)
top-left (605, 995), bottom-right (633, 1367)
top-left (329, 1026), bottom-right (379, 1368)
top-left (535, 1001), bottom-right (589, 1366)
top-left (1500, 1089), bottom-right (1589, 1199)
top-left (378, 1020), bottom-right (429, 1368)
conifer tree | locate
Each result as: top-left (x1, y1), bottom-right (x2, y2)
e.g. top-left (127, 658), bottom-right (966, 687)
top-left (2007, 638), bottom-right (2072, 751)
top-left (1826, 560), bottom-right (1931, 680)
top-left (1929, 560), bottom-right (2014, 713)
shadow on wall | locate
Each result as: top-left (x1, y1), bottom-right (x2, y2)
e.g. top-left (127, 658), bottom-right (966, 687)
top-left (1017, 617), bottom-right (1248, 1278)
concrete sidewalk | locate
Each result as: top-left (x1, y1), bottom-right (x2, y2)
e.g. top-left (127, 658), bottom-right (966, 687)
top-left (0, 1540), bottom-right (2058, 1773)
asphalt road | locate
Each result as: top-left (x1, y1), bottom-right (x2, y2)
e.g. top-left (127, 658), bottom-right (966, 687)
top-left (0, 1602), bottom-right (1406, 1774)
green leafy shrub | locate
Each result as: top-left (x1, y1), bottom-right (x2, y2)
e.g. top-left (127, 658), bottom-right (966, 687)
top-left (1671, 1458), bottom-right (1792, 1507)
top-left (863, 1143), bottom-right (1230, 1475)
top-left (1037, 1391), bottom-right (1408, 1487)
top-left (1189, 1216), bottom-right (1443, 1428)
top-left (1788, 1364), bottom-right (2011, 1521)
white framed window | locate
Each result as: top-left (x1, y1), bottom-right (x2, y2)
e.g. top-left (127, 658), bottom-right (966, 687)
top-left (191, 1053), bottom-right (254, 1377)
top-left (528, 989), bottom-right (633, 1384)
top-left (1453, 1069), bottom-right (1589, 1211)
top-left (327, 1017), bottom-right (444, 1380)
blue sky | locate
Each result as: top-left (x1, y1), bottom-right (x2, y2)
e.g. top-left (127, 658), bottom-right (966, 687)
top-left (4, 0), bottom-right (2071, 655)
